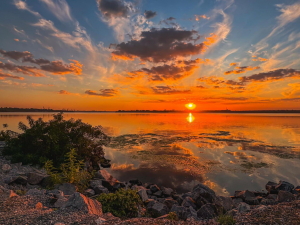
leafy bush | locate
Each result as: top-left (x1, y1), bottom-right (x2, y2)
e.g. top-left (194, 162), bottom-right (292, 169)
top-left (167, 212), bottom-right (178, 221)
top-left (218, 214), bottom-right (236, 225)
top-left (96, 188), bottom-right (143, 218)
top-left (45, 149), bottom-right (93, 192)
top-left (2, 113), bottom-right (110, 167)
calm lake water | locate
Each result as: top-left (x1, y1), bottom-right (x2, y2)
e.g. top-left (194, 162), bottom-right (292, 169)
top-left (1, 112), bottom-right (300, 195)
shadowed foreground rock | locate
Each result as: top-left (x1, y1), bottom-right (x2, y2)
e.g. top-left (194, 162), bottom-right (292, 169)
top-left (63, 192), bottom-right (103, 216)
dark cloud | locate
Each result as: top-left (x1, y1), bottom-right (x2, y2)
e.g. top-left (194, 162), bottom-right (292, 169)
top-left (97, 0), bottom-right (131, 19)
top-left (239, 69), bottom-right (300, 82)
top-left (0, 71), bottom-right (24, 80)
top-left (159, 17), bottom-right (178, 27)
top-left (112, 28), bottom-right (204, 62)
top-left (128, 58), bottom-right (208, 81)
top-left (144, 10), bottom-right (157, 19)
top-left (58, 90), bottom-right (70, 95)
top-left (225, 66), bottom-right (260, 75)
top-left (151, 86), bottom-right (191, 95)
top-left (85, 89), bottom-right (119, 97)
top-left (0, 49), bottom-right (33, 61)
top-left (0, 49), bottom-right (82, 76)
top-left (0, 62), bottom-right (44, 77)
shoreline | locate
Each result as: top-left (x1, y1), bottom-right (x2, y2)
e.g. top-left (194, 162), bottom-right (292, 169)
top-left (1, 143), bottom-right (300, 224)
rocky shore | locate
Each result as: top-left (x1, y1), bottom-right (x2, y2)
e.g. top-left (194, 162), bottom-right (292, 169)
top-left (1, 141), bottom-right (300, 224)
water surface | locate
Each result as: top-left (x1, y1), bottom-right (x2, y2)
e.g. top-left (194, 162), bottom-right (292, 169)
top-left (1, 112), bottom-right (300, 195)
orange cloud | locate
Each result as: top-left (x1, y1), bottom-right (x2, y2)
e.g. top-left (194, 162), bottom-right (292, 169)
top-left (230, 63), bottom-right (237, 67)
top-left (253, 57), bottom-right (268, 62)
top-left (195, 14), bottom-right (210, 21)
top-left (203, 33), bottom-right (217, 46)
top-left (58, 90), bottom-right (71, 95)
top-left (225, 66), bottom-right (260, 75)
top-left (14, 39), bottom-right (19, 42)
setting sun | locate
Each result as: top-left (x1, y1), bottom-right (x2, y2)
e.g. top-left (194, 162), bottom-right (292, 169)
top-left (185, 103), bottom-right (196, 110)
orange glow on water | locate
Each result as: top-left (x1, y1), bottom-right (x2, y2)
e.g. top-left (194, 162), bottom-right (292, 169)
top-left (187, 113), bottom-right (195, 123)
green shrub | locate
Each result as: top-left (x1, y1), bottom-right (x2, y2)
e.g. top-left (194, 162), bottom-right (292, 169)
top-left (96, 188), bottom-right (143, 218)
top-left (167, 212), bottom-right (178, 221)
top-left (2, 113), bottom-right (110, 167)
top-left (218, 214), bottom-right (236, 225)
top-left (45, 149), bottom-right (93, 192)
top-left (15, 190), bottom-right (26, 196)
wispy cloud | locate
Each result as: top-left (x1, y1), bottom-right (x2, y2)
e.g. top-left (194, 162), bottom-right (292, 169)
top-left (13, 0), bottom-right (41, 17)
top-left (40, 0), bottom-right (73, 22)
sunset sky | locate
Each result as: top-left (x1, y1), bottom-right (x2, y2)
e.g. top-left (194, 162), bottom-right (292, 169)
top-left (0, 0), bottom-right (300, 111)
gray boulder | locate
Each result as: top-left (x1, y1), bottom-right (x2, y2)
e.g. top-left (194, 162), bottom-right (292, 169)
top-left (265, 181), bottom-right (278, 194)
top-left (191, 184), bottom-right (216, 208)
top-left (63, 192), bottom-right (103, 216)
top-left (25, 188), bottom-right (45, 196)
top-left (215, 196), bottom-right (234, 212)
top-left (163, 198), bottom-right (178, 209)
top-left (5, 176), bottom-right (27, 185)
top-left (170, 205), bottom-right (188, 220)
top-left (84, 189), bottom-right (95, 197)
top-left (147, 201), bottom-right (169, 218)
top-left (162, 187), bottom-right (173, 197)
top-left (197, 203), bottom-right (217, 219)
top-left (58, 183), bottom-right (77, 196)
top-left (94, 170), bottom-right (118, 190)
top-left (237, 202), bottom-right (250, 213)
top-left (260, 198), bottom-right (276, 205)
top-left (153, 190), bottom-right (162, 197)
top-left (27, 172), bottom-right (48, 185)
top-left (181, 197), bottom-right (197, 209)
top-left (149, 184), bottom-right (160, 193)
top-left (232, 198), bottom-right (243, 207)
top-left (277, 190), bottom-right (295, 202)
top-left (275, 181), bottom-right (294, 193)
top-left (138, 189), bottom-right (148, 202)
top-left (89, 180), bottom-right (108, 194)
top-left (245, 197), bottom-right (259, 205)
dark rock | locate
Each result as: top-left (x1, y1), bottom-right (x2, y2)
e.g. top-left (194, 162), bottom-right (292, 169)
top-left (94, 170), bottom-right (118, 190)
top-left (25, 188), bottom-right (45, 196)
top-left (170, 205), bottom-right (188, 220)
top-left (191, 184), bottom-right (216, 208)
top-left (63, 192), bottom-right (103, 216)
top-left (58, 183), bottom-right (77, 196)
top-left (84, 189), bottom-right (95, 197)
top-left (112, 182), bottom-right (125, 191)
top-left (2, 164), bottom-right (12, 173)
top-left (277, 190), bottom-right (295, 202)
top-left (197, 203), bottom-right (217, 219)
top-left (40, 176), bottom-right (52, 188)
top-left (215, 196), bottom-right (234, 213)
top-left (226, 209), bottom-right (238, 217)
top-left (237, 202), bottom-right (250, 213)
top-left (275, 181), bottom-right (294, 193)
top-left (266, 194), bottom-right (277, 200)
top-left (89, 180), bottom-right (109, 194)
top-left (129, 179), bottom-right (143, 186)
top-left (232, 198), bottom-right (243, 207)
top-left (6, 176), bottom-right (27, 185)
top-left (235, 190), bottom-right (256, 200)
top-left (245, 197), bottom-right (259, 205)
top-left (182, 192), bottom-right (192, 199)
top-left (162, 187), bottom-right (173, 197)
top-left (181, 197), bottom-right (197, 210)
top-left (294, 186), bottom-right (300, 193)
top-left (131, 185), bottom-right (146, 191)
top-left (153, 190), bottom-right (162, 197)
top-left (157, 198), bottom-right (165, 203)
top-left (260, 199), bottom-right (276, 205)
top-left (163, 198), bottom-right (178, 209)
top-left (147, 201), bottom-right (169, 218)
top-left (266, 181), bottom-right (278, 194)
top-left (138, 189), bottom-right (148, 202)
top-left (186, 206), bottom-right (199, 221)
top-left (150, 184), bottom-right (160, 193)
top-left (146, 189), bottom-right (152, 195)
top-left (26, 172), bottom-right (48, 185)
top-left (149, 195), bottom-right (157, 200)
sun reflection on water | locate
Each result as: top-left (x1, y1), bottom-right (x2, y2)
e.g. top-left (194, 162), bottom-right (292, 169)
top-left (187, 113), bottom-right (195, 123)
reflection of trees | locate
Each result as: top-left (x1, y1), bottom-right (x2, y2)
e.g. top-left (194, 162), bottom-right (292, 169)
top-left (111, 162), bottom-right (204, 193)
